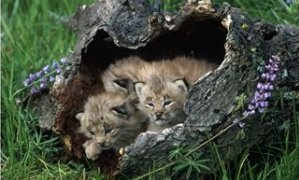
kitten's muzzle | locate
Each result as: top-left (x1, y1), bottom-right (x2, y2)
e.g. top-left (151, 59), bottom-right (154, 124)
top-left (155, 112), bottom-right (163, 119)
top-left (93, 140), bottom-right (112, 150)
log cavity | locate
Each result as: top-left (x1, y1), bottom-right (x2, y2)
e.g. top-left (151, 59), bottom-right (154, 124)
top-left (74, 17), bottom-right (227, 173)
top-left (81, 19), bottom-right (227, 74)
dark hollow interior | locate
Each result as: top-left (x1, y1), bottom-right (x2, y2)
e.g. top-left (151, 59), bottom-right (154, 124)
top-left (81, 19), bottom-right (227, 75)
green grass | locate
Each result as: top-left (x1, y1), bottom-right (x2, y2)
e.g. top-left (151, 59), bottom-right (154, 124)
top-left (223, 100), bottom-right (299, 180)
top-left (1, 0), bottom-right (298, 179)
top-left (1, 0), bottom-right (96, 179)
top-left (218, 0), bottom-right (299, 25)
top-left (155, 0), bottom-right (299, 25)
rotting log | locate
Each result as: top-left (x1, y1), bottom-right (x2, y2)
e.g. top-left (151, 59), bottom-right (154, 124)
top-left (31, 0), bottom-right (299, 177)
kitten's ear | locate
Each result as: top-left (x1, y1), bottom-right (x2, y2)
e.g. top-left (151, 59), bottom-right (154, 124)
top-left (75, 113), bottom-right (84, 121)
top-left (174, 79), bottom-right (188, 92)
top-left (134, 81), bottom-right (145, 97)
top-left (113, 79), bottom-right (130, 93)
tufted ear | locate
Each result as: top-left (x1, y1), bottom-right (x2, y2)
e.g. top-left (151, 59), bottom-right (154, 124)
top-left (113, 79), bottom-right (130, 93)
top-left (173, 79), bottom-right (188, 93)
top-left (75, 112), bottom-right (84, 121)
top-left (134, 81), bottom-right (145, 97)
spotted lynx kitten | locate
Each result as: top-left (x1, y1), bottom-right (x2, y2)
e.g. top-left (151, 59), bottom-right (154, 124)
top-left (76, 92), bottom-right (147, 160)
top-left (135, 76), bottom-right (188, 133)
top-left (135, 56), bottom-right (217, 133)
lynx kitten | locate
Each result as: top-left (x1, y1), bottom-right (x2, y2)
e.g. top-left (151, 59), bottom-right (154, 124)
top-left (135, 76), bottom-right (188, 133)
top-left (76, 92), bottom-right (147, 160)
top-left (151, 56), bottom-right (218, 86)
top-left (135, 56), bottom-right (217, 133)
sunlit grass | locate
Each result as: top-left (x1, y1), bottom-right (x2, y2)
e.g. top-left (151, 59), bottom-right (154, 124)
top-left (219, 0), bottom-right (299, 25)
top-left (1, 0), bottom-right (94, 178)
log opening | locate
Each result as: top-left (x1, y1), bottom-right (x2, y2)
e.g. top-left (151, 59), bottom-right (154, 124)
top-left (81, 18), bottom-right (227, 73)
top-left (73, 17), bottom-right (228, 173)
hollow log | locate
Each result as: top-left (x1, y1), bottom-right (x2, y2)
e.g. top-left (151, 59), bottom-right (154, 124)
top-left (33, 0), bottom-right (299, 177)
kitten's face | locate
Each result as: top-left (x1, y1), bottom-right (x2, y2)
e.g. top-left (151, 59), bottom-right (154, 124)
top-left (101, 56), bottom-right (149, 94)
top-left (135, 78), bottom-right (188, 126)
top-left (77, 92), bottom-right (140, 146)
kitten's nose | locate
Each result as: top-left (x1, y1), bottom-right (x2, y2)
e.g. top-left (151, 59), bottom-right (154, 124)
top-left (94, 138), bottom-right (112, 149)
top-left (155, 112), bottom-right (163, 118)
top-left (94, 137), bottom-right (105, 144)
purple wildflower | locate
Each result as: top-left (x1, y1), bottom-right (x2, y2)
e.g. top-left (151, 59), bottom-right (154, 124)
top-left (261, 73), bottom-right (267, 79)
top-left (264, 92), bottom-right (271, 99)
top-left (30, 87), bottom-right (39, 94)
top-left (248, 104), bottom-right (255, 110)
top-left (257, 83), bottom-right (263, 90)
top-left (23, 58), bottom-right (69, 94)
top-left (259, 101), bottom-right (269, 108)
top-left (52, 62), bottom-right (59, 69)
top-left (40, 82), bottom-right (47, 89)
top-left (242, 55), bottom-right (280, 118)
top-left (55, 66), bottom-right (62, 74)
top-left (40, 76), bottom-right (47, 83)
top-left (49, 76), bottom-right (55, 82)
top-left (23, 73), bottom-right (36, 86)
top-left (269, 74), bottom-right (276, 81)
top-left (42, 65), bottom-right (51, 73)
top-left (23, 79), bottom-right (30, 87)
top-left (36, 70), bottom-right (44, 78)
top-left (29, 73), bottom-right (36, 80)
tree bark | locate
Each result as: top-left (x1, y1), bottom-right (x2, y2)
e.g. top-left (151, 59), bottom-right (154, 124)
top-left (33, 0), bottom-right (299, 177)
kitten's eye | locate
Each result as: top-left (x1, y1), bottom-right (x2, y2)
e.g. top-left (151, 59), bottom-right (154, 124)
top-left (89, 130), bottom-right (95, 136)
top-left (114, 79), bottom-right (129, 89)
top-left (111, 106), bottom-right (128, 116)
top-left (163, 100), bottom-right (172, 106)
top-left (147, 102), bottom-right (154, 107)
